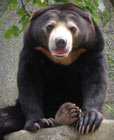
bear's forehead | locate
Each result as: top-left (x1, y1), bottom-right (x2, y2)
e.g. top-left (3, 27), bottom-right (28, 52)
top-left (40, 9), bottom-right (80, 22)
top-left (45, 9), bottom-right (78, 16)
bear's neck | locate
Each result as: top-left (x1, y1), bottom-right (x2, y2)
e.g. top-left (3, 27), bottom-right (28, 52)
top-left (35, 46), bottom-right (86, 66)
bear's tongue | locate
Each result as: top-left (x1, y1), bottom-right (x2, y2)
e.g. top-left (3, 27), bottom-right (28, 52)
top-left (52, 49), bottom-right (68, 57)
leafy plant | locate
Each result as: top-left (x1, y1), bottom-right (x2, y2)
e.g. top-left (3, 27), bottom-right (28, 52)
top-left (106, 46), bottom-right (114, 80)
top-left (99, 10), bottom-right (112, 27)
top-left (75, 0), bottom-right (99, 21)
top-left (103, 100), bottom-right (114, 119)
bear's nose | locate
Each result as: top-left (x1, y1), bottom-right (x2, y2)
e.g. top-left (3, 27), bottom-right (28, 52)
top-left (55, 38), bottom-right (67, 49)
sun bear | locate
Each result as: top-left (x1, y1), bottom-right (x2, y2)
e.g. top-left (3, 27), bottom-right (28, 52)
top-left (0, 3), bottom-right (108, 139)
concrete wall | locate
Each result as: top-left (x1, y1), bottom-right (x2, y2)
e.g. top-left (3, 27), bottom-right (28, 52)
top-left (103, 0), bottom-right (114, 103)
top-left (0, 1), bottom-right (22, 107)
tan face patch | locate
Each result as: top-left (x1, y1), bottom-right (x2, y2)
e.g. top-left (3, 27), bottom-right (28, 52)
top-left (48, 23), bottom-right (73, 55)
top-left (35, 46), bottom-right (86, 65)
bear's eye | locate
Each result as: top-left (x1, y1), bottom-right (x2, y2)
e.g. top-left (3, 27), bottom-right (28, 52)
top-left (46, 24), bottom-right (54, 33)
top-left (69, 26), bottom-right (77, 34)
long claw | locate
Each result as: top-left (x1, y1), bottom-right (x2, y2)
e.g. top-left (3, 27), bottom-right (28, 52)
top-left (47, 119), bottom-right (54, 126)
top-left (76, 123), bottom-right (78, 131)
top-left (78, 126), bottom-right (82, 135)
top-left (81, 126), bottom-right (85, 135)
top-left (76, 120), bottom-right (79, 130)
top-left (79, 109), bottom-right (82, 113)
top-left (73, 104), bottom-right (76, 106)
top-left (86, 125), bottom-right (90, 135)
top-left (71, 113), bottom-right (78, 118)
top-left (70, 109), bottom-right (77, 113)
top-left (34, 123), bottom-right (40, 129)
top-left (42, 119), bottom-right (49, 126)
top-left (50, 118), bottom-right (56, 124)
top-left (92, 124), bottom-right (96, 133)
top-left (76, 107), bottom-right (79, 109)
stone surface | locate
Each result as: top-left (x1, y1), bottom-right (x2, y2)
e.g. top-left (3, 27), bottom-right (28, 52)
top-left (0, 17), bottom-right (22, 107)
top-left (0, 20), bottom-right (22, 107)
top-left (0, 0), bottom-right (38, 108)
top-left (0, 1), bottom-right (36, 107)
top-left (4, 120), bottom-right (114, 140)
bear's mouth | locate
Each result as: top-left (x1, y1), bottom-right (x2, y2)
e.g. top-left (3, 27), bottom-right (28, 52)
top-left (52, 49), bottom-right (69, 58)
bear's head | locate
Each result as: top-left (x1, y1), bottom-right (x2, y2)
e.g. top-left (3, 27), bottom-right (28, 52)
top-left (25, 3), bottom-right (97, 65)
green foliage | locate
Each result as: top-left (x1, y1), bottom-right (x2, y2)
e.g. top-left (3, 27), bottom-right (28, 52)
top-left (32, 0), bottom-right (47, 7)
top-left (4, 25), bottom-right (19, 39)
top-left (106, 46), bottom-right (114, 80)
top-left (50, 0), bottom-right (68, 4)
top-left (2, 0), bottom-right (18, 14)
top-left (103, 101), bottom-right (114, 119)
top-left (76, 0), bottom-right (99, 21)
top-left (99, 10), bottom-right (112, 27)
top-left (17, 8), bottom-right (30, 32)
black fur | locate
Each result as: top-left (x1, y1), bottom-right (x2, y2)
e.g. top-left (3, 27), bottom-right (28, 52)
top-left (0, 3), bottom-right (108, 139)
top-left (0, 101), bottom-right (25, 139)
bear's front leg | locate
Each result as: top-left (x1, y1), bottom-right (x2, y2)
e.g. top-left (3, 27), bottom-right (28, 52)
top-left (76, 109), bottom-right (103, 135)
top-left (17, 53), bottom-right (56, 132)
top-left (76, 52), bottom-right (108, 135)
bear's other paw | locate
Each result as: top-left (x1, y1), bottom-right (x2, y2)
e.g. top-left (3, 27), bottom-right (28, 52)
top-left (38, 118), bottom-right (56, 128)
top-left (76, 109), bottom-right (103, 135)
top-left (55, 102), bottom-right (82, 125)
top-left (24, 118), bottom-right (56, 132)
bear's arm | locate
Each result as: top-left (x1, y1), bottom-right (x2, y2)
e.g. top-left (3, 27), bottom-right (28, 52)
top-left (81, 51), bottom-right (108, 111)
top-left (75, 51), bottom-right (108, 134)
top-left (17, 49), bottom-right (44, 126)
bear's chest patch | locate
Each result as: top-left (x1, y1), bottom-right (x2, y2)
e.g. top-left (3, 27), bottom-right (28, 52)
top-left (35, 46), bottom-right (86, 65)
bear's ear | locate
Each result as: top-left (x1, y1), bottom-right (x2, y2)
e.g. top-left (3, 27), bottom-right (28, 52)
top-left (83, 11), bottom-right (94, 31)
top-left (74, 6), bottom-right (95, 31)
top-left (30, 5), bottom-right (56, 21)
top-left (25, 7), bottom-right (50, 36)
top-left (30, 8), bottom-right (44, 21)
top-left (83, 11), bottom-right (93, 25)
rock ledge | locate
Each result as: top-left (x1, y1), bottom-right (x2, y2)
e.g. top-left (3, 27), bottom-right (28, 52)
top-left (5, 120), bottom-right (114, 140)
